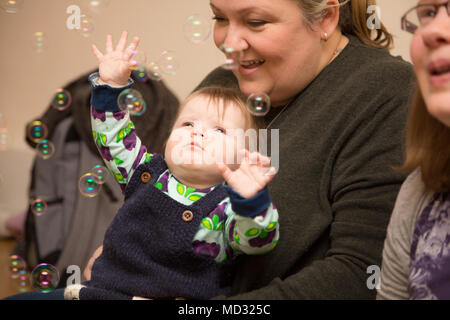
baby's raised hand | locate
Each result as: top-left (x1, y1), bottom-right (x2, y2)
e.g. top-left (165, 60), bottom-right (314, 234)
top-left (91, 31), bottom-right (140, 88)
top-left (218, 149), bottom-right (276, 199)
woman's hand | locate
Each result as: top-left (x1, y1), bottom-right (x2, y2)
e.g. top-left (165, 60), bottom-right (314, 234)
top-left (91, 31), bottom-right (140, 88)
top-left (83, 245), bottom-right (103, 281)
top-left (218, 149), bottom-right (277, 198)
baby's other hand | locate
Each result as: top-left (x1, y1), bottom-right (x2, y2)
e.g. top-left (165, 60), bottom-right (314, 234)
top-left (218, 149), bottom-right (276, 198)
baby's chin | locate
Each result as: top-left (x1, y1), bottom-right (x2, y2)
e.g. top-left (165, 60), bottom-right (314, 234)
top-left (165, 157), bottom-right (224, 188)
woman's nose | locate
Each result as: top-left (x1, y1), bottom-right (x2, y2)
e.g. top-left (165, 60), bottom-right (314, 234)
top-left (222, 25), bottom-right (249, 53)
top-left (421, 9), bottom-right (450, 48)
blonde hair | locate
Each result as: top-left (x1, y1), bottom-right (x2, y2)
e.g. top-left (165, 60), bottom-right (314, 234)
top-left (398, 86), bottom-right (450, 193)
top-left (294, 0), bottom-right (393, 49)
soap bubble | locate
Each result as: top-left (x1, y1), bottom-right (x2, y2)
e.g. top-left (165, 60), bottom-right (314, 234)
top-left (117, 88), bottom-right (145, 114)
top-left (184, 14), bottom-right (211, 44)
top-left (33, 32), bottom-right (45, 54)
top-left (84, 0), bottom-right (110, 12)
top-left (129, 49), bottom-right (147, 71)
top-left (157, 50), bottom-right (179, 75)
top-left (79, 14), bottom-right (95, 37)
top-left (147, 62), bottom-right (162, 81)
top-left (36, 140), bottom-right (55, 159)
top-left (219, 44), bottom-right (244, 70)
top-left (0, 112), bottom-right (5, 128)
top-left (8, 255), bottom-right (26, 279)
top-left (79, 173), bottom-right (102, 197)
top-left (132, 100), bottom-right (147, 116)
top-left (30, 264), bottom-right (59, 293)
top-left (27, 121), bottom-right (48, 143)
top-left (246, 93), bottom-right (271, 116)
top-left (15, 270), bottom-right (31, 293)
top-left (0, 127), bottom-right (12, 151)
top-left (51, 89), bottom-right (72, 111)
top-left (132, 67), bottom-right (149, 82)
top-left (90, 165), bottom-right (108, 184)
top-left (30, 198), bottom-right (48, 216)
top-left (1, 0), bottom-right (23, 13)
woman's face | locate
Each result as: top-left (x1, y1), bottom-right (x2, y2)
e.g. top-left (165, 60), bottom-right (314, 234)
top-left (410, 1), bottom-right (450, 127)
top-left (210, 0), bottom-right (324, 107)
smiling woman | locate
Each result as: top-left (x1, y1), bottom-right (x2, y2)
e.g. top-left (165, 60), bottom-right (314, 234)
top-left (195, 0), bottom-right (417, 299)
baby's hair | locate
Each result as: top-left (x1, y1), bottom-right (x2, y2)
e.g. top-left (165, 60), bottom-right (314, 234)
top-left (177, 86), bottom-right (263, 131)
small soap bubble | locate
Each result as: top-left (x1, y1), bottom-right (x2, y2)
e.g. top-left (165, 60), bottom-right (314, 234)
top-left (1, 0), bottom-right (23, 13)
top-left (85, 0), bottom-right (110, 12)
top-left (133, 100), bottom-right (147, 117)
top-left (30, 198), bottom-right (47, 216)
top-left (0, 112), bottom-right (5, 128)
top-left (219, 44), bottom-right (243, 70)
top-left (132, 67), bottom-right (149, 82)
top-left (79, 14), bottom-right (95, 38)
top-left (51, 89), bottom-right (72, 111)
top-left (129, 49), bottom-right (147, 71)
top-left (30, 264), bottom-right (59, 293)
top-left (157, 50), bottom-right (179, 76)
top-left (183, 14), bottom-right (211, 44)
top-left (8, 255), bottom-right (26, 279)
top-left (117, 89), bottom-right (145, 113)
top-left (27, 121), bottom-right (48, 143)
top-left (33, 31), bottom-right (46, 54)
top-left (36, 139), bottom-right (55, 159)
top-left (0, 127), bottom-right (12, 151)
top-left (90, 165), bottom-right (108, 184)
top-left (79, 173), bottom-right (102, 197)
top-left (147, 62), bottom-right (162, 81)
top-left (246, 93), bottom-right (271, 116)
top-left (16, 270), bottom-right (31, 292)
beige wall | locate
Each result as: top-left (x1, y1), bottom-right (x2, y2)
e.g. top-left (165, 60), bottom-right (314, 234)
top-left (0, 0), bottom-right (417, 214)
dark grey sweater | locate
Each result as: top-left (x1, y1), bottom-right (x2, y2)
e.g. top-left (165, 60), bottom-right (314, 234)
top-left (197, 34), bottom-right (416, 299)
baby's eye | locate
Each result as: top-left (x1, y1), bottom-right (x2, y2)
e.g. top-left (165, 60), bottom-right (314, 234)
top-left (182, 122), bottom-right (194, 127)
top-left (215, 127), bottom-right (226, 134)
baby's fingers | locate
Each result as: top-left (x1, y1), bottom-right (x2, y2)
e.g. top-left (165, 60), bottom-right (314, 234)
top-left (115, 30), bottom-right (129, 52)
top-left (91, 44), bottom-right (103, 61)
top-left (217, 162), bottom-right (233, 183)
top-left (123, 36), bottom-right (141, 61)
top-left (105, 34), bottom-right (113, 53)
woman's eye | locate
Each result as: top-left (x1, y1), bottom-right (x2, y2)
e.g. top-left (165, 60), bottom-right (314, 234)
top-left (212, 16), bottom-right (227, 23)
top-left (248, 20), bottom-right (267, 28)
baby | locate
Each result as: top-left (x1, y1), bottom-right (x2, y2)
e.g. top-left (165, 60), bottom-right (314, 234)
top-left (64, 31), bottom-right (279, 300)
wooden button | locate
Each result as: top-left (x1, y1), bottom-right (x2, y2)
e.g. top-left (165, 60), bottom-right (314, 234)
top-left (182, 210), bottom-right (194, 222)
top-left (140, 172), bottom-right (151, 183)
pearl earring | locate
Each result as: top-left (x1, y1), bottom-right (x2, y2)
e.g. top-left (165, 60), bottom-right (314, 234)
top-left (323, 32), bottom-right (328, 42)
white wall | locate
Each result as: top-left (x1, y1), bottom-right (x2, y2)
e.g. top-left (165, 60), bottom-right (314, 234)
top-left (0, 0), bottom-right (418, 216)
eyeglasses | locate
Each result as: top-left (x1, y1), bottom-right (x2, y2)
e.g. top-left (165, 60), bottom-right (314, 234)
top-left (401, 1), bottom-right (450, 34)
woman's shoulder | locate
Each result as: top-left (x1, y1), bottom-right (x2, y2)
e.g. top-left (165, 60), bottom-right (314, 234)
top-left (342, 34), bottom-right (415, 88)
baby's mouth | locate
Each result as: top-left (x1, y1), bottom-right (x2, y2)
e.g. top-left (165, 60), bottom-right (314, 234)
top-left (240, 59), bottom-right (265, 69)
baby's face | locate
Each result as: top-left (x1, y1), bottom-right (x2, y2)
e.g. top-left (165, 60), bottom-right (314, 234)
top-left (164, 94), bottom-right (249, 186)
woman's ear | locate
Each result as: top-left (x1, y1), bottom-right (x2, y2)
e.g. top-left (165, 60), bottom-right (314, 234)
top-left (318, 0), bottom-right (341, 39)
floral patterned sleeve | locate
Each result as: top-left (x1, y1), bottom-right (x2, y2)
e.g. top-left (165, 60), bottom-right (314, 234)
top-left (224, 190), bottom-right (280, 256)
top-left (195, 185), bottom-right (280, 263)
top-left (89, 72), bottom-right (152, 192)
